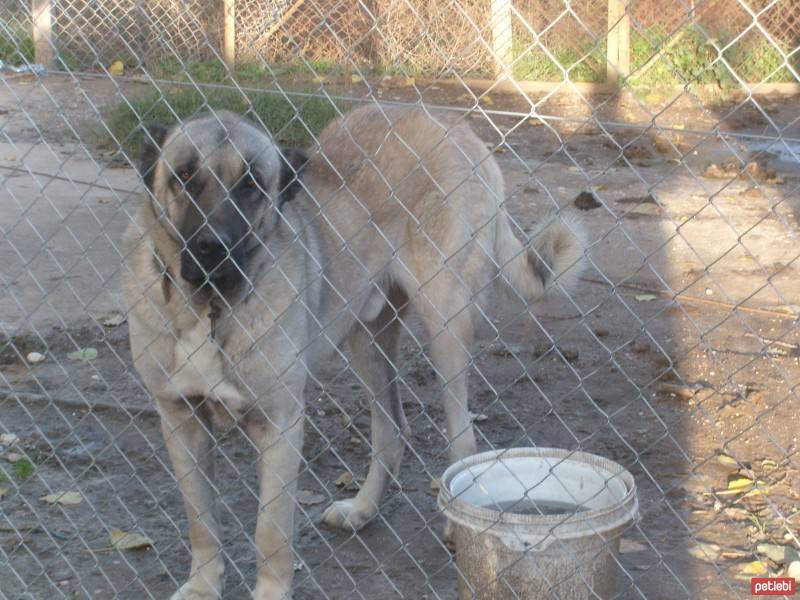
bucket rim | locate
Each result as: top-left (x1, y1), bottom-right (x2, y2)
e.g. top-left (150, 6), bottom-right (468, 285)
top-left (437, 447), bottom-right (638, 539)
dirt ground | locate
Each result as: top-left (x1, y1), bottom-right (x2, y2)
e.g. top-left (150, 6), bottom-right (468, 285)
top-left (0, 73), bottom-right (799, 599)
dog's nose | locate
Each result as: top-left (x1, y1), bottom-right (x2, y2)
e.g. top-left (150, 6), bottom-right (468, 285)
top-left (194, 230), bottom-right (231, 261)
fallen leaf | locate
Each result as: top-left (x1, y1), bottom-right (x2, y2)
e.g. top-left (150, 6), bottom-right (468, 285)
top-left (26, 352), bottom-right (45, 364)
top-left (109, 528), bottom-right (153, 550)
top-left (619, 538), bottom-right (648, 553)
top-left (717, 454), bottom-right (738, 469)
top-left (40, 490), bottom-right (83, 505)
top-left (720, 549), bottom-right (749, 559)
top-left (428, 478), bottom-right (441, 496)
top-left (0, 487), bottom-right (8, 499)
top-left (100, 312), bottom-right (126, 327)
top-left (727, 475), bottom-right (754, 491)
top-left (480, 95), bottom-right (493, 106)
top-left (334, 472), bottom-right (352, 487)
top-left (688, 542), bottom-right (721, 561)
top-left (350, 74), bottom-right (363, 84)
top-left (0, 433), bottom-right (18, 446)
top-left (627, 204), bottom-right (661, 217)
top-left (723, 507), bottom-right (753, 522)
top-left (296, 490), bottom-right (326, 506)
top-left (4, 452), bottom-right (23, 463)
top-left (635, 294), bottom-right (657, 302)
top-left (108, 60), bottom-right (124, 76)
top-left (67, 347), bottom-right (98, 362)
top-left (738, 559), bottom-right (768, 575)
top-left (778, 304), bottom-right (800, 315)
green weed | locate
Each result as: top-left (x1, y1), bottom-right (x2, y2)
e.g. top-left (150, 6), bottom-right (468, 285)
top-left (99, 86), bottom-right (343, 159)
top-left (0, 28), bottom-right (34, 65)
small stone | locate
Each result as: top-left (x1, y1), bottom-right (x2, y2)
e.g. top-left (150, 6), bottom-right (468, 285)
top-left (787, 560), bottom-right (800, 582)
top-left (632, 342), bottom-right (650, 354)
top-left (705, 288), bottom-right (713, 296)
top-left (561, 349), bottom-right (579, 363)
top-left (4, 452), bottom-right (23, 463)
top-left (428, 479), bottom-right (441, 496)
top-left (26, 352), bottom-right (45, 364)
top-left (594, 328), bottom-right (609, 338)
top-left (757, 543), bottom-right (791, 564)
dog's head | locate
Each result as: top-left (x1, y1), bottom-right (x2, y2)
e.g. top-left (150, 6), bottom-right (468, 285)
top-left (140, 110), bottom-right (307, 295)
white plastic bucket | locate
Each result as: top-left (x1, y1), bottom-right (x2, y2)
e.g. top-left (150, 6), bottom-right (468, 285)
top-left (438, 448), bottom-right (639, 600)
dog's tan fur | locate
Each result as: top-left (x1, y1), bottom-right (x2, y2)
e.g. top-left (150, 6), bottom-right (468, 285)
top-left (123, 104), bottom-right (583, 600)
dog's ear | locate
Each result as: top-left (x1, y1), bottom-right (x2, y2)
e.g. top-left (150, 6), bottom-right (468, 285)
top-left (140, 123), bottom-right (169, 190)
top-left (278, 147), bottom-right (308, 209)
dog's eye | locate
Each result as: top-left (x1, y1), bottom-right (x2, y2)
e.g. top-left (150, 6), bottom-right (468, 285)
top-left (243, 175), bottom-right (259, 189)
top-left (178, 170), bottom-right (191, 183)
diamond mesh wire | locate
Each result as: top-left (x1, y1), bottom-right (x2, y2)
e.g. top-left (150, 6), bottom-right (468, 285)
top-left (0, 0), bottom-right (799, 599)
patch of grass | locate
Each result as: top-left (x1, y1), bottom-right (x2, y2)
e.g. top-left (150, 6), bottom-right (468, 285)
top-left (512, 41), bottom-right (605, 82)
top-left (99, 86), bottom-right (344, 159)
top-left (630, 27), bottom-right (797, 93)
top-left (0, 28), bottom-right (34, 65)
top-left (13, 458), bottom-right (35, 481)
top-left (0, 459), bottom-right (35, 482)
top-left (149, 57), bottom-right (364, 86)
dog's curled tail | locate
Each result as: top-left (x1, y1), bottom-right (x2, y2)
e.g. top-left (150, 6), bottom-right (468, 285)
top-left (494, 211), bottom-right (585, 302)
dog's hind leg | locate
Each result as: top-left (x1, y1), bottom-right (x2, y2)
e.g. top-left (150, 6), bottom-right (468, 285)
top-left (414, 284), bottom-right (478, 465)
top-left (322, 300), bottom-right (409, 531)
top-left (159, 397), bottom-right (224, 600)
top-left (411, 279), bottom-right (479, 549)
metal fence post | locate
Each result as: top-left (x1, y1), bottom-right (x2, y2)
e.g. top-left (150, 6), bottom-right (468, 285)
top-left (606, 0), bottom-right (630, 85)
top-left (223, 0), bottom-right (235, 67)
top-left (32, 0), bottom-right (54, 68)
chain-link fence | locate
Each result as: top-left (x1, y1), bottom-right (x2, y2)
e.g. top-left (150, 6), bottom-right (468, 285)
top-left (1, 0), bottom-right (799, 598)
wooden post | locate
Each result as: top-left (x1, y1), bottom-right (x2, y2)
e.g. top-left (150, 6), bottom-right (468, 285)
top-left (606, 0), bottom-right (630, 85)
top-left (491, 0), bottom-right (513, 77)
top-left (223, 0), bottom-right (235, 67)
top-left (32, 0), bottom-right (54, 68)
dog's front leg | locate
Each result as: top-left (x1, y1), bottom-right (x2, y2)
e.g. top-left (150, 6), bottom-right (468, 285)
top-left (246, 402), bottom-right (304, 600)
top-left (159, 397), bottom-right (224, 600)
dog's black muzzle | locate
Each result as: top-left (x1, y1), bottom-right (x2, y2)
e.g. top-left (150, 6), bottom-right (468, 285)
top-left (180, 228), bottom-right (247, 294)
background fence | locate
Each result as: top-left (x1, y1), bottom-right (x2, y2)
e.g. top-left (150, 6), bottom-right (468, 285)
top-left (2, 0), bottom-right (800, 80)
top-left (1, 0), bottom-right (799, 598)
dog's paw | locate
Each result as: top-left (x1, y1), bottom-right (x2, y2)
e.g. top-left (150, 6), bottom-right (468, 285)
top-left (169, 581), bottom-right (222, 600)
top-left (321, 498), bottom-right (375, 530)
